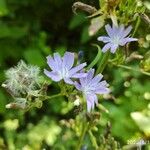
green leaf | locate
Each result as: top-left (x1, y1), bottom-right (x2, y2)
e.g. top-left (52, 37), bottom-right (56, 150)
top-left (0, 23), bottom-right (28, 39)
top-left (69, 13), bottom-right (86, 30)
top-left (86, 44), bottom-right (102, 70)
top-left (0, 90), bottom-right (7, 113)
top-left (23, 49), bottom-right (45, 67)
top-left (80, 25), bottom-right (91, 44)
top-left (0, 0), bottom-right (9, 16)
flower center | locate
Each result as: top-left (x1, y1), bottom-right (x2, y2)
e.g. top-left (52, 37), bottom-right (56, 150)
top-left (60, 67), bottom-right (69, 78)
top-left (112, 36), bottom-right (120, 45)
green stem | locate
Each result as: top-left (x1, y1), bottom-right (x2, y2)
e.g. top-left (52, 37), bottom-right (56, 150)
top-left (111, 63), bottom-right (150, 76)
top-left (76, 122), bottom-right (88, 150)
top-left (39, 93), bottom-right (63, 101)
top-left (88, 130), bottom-right (99, 149)
top-left (96, 51), bottom-right (110, 74)
top-left (132, 16), bottom-right (141, 37)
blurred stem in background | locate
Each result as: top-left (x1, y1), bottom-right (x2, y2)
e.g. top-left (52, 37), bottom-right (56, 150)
top-left (42, 93), bottom-right (63, 101)
top-left (96, 51), bottom-right (110, 74)
top-left (88, 130), bottom-right (99, 149)
top-left (76, 120), bottom-right (89, 150)
top-left (111, 63), bottom-right (150, 76)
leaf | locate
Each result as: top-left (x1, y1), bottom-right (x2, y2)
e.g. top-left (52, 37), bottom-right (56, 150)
top-left (0, 23), bottom-right (28, 39)
top-left (86, 44), bottom-right (102, 70)
top-left (23, 49), bottom-right (45, 67)
top-left (81, 25), bottom-right (91, 44)
top-left (0, 0), bottom-right (9, 16)
top-left (69, 13), bottom-right (86, 30)
top-left (0, 90), bottom-right (7, 113)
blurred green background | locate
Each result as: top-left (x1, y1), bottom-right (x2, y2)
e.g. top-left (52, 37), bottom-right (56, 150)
top-left (0, 0), bottom-right (150, 149)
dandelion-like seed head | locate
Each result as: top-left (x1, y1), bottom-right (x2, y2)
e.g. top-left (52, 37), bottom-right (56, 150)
top-left (2, 60), bottom-right (41, 96)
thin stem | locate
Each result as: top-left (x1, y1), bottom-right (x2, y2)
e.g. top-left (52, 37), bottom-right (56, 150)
top-left (88, 130), bottom-right (99, 149)
top-left (132, 16), bottom-right (141, 37)
top-left (38, 93), bottom-right (63, 101)
top-left (111, 63), bottom-right (150, 76)
top-left (76, 122), bottom-right (89, 150)
top-left (96, 51), bottom-right (110, 74)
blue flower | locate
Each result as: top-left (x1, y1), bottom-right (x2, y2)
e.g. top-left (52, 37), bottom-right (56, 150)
top-left (44, 52), bottom-right (87, 84)
top-left (75, 69), bottom-right (110, 112)
top-left (97, 24), bottom-right (138, 53)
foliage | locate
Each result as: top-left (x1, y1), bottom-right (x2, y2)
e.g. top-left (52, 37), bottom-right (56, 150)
top-left (0, 0), bottom-right (150, 149)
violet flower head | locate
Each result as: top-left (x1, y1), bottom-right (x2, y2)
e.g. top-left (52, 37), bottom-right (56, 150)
top-left (44, 52), bottom-right (87, 84)
top-left (75, 69), bottom-right (110, 112)
top-left (97, 24), bottom-right (138, 53)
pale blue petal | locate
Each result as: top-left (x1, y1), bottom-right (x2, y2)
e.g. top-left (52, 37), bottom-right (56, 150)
top-left (86, 93), bottom-right (98, 112)
top-left (63, 52), bottom-right (74, 69)
top-left (118, 24), bottom-right (125, 35)
top-left (119, 37), bottom-right (138, 46)
top-left (64, 78), bottom-right (74, 84)
top-left (46, 56), bottom-right (58, 71)
top-left (71, 73), bottom-right (87, 78)
top-left (102, 43), bottom-right (112, 52)
top-left (86, 69), bottom-right (95, 81)
top-left (97, 36), bottom-right (111, 43)
top-left (54, 53), bottom-right (62, 69)
top-left (122, 26), bottom-right (132, 38)
top-left (90, 74), bottom-right (103, 86)
top-left (80, 77), bottom-right (86, 87)
top-left (69, 63), bottom-right (87, 76)
top-left (112, 24), bottom-right (119, 36)
top-left (105, 24), bottom-right (113, 37)
top-left (94, 87), bottom-right (110, 94)
top-left (44, 69), bottom-right (61, 81)
top-left (86, 95), bottom-right (93, 112)
top-left (110, 44), bottom-right (118, 53)
top-left (74, 81), bottom-right (82, 91)
top-left (81, 69), bottom-right (95, 86)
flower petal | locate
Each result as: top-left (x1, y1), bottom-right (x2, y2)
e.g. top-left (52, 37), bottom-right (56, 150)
top-left (118, 24), bottom-right (125, 35)
top-left (102, 43), bottom-right (112, 52)
top-left (97, 36), bottom-right (111, 43)
top-left (94, 87), bottom-right (110, 94)
top-left (112, 24), bottom-right (119, 36)
top-left (64, 78), bottom-right (74, 84)
top-left (74, 81), bottom-right (82, 91)
top-left (122, 26), bottom-right (132, 38)
top-left (105, 24), bottom-right (113, 37)
top-left (44, 69), bottom-right (61, 81)
top-left (86, 96), bottom-right (93, 112)
top-left (46, 56), bottom-right (58, 71)
top-left (63, 52), bottom-right (74, 69)
top-left (71, 73), bottom-right (87, 78)
top-left (69, 63), bottom-right (87, 76)
top-left (110, 44), bottom-right (118, 53)
top-left (90, 74), bottom-right (103, 86)
top-left (78, 69), bottom-right (94, 86)
top-left (119, 37), bottom-right (138, 46)
top-left (54, 53), bottom-right (62, 68)
top-left (86, 69), bottom-right (95, 81)
top-left (86, 93), bottom-right (98, 112)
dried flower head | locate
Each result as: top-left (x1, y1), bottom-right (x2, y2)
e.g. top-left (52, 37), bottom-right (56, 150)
top-left (2, 60), bottom-right (41, 96)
